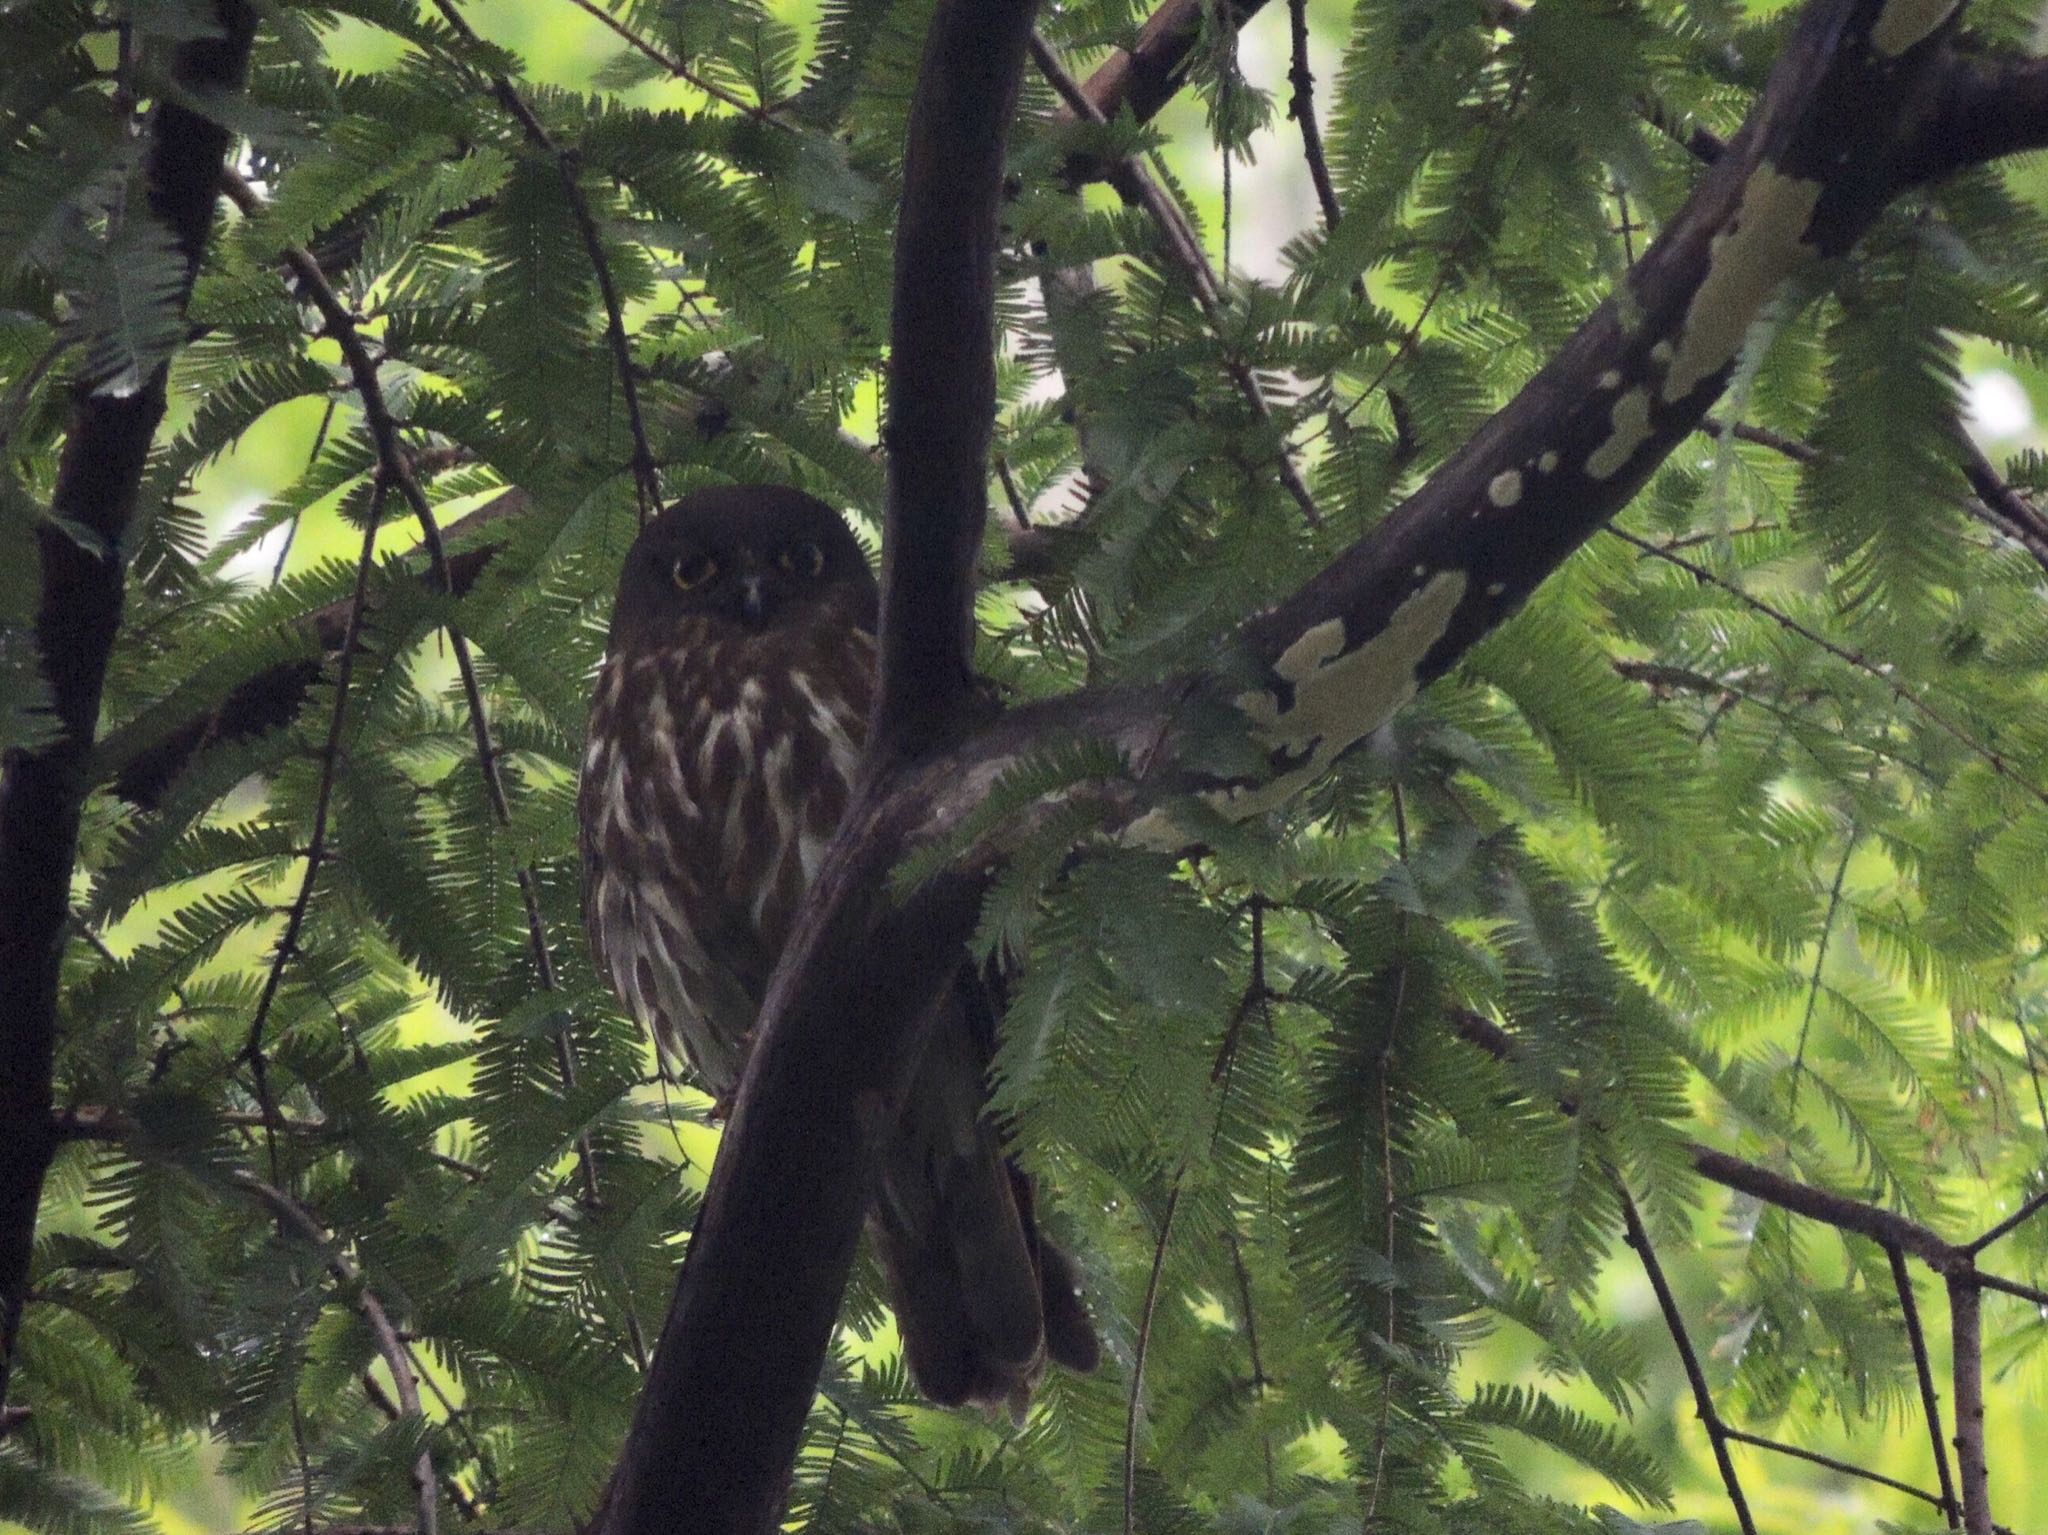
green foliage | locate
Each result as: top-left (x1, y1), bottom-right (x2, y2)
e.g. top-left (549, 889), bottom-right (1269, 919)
top-left (7, 0), bottom-right (2048, 1532)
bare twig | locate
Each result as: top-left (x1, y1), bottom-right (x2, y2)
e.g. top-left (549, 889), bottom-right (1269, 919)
top-left (1964, 1186), bottom-right (2048, 1257)
top-left (1223, 1224), bottom-right (1277, 1500)
top-left (1891, 1245), bottom-right (1963, 1528)
top-left (557, 0), bottom-right (786, 125)
top-left (1617, 1186), bottom-right (1758, 1535)
top-left (1608, 526), bottom-right (2048, 810)
top-left (1285, 0), bottom-right (1341, 233)
top-left (1787, 832), bottom-right (1856, 1113)
top-left (1973, 1270), bottom-right (2048, 1309)
top-left (1720, 1425), bottom-right (1956, 1510)
top-left (235, 1174), bottom-right (439, 1535)
top-left (1031, 33), bottom-right (1321, 526)
top-left (1124, 1174), bottom-right (1184, 1535)
top-left (240, 481), bottom-right (387, 1101)
top-left (430, 0), bottom-right (664, 525)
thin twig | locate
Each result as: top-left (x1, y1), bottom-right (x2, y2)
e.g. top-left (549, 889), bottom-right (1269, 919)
top-left (1963, 1185), bottom-right (2048, 1257)
top-left (431, 0), bottom-right (663, 525)
top-left (240, 481), bottom-right (387, 1106)
top-left (1608, 526), bottom-right (2048, 811)
top-left (557, 0), bottom-right (785, 125)
top-left (1617, 1186), bottom-right (1758, 1535)
top-left (1787, 831), bottom-right (1856, 1115)
top-left (1720, 1425), bottom-right (1954, 1509)
top-left (1973, 1270), bottom-right (2048, 1309)
top-left (235, 1174), bottom-right (439, 1535)
top-left (1700, 414), bottom-right (2048, 575)
top-left (1363, 786), bottom-right (1412, 1528)
top-left (1124, 1173), bottom-right (1184, 1535)
top-left (1223, 1224), bottom-right (1277, 1501)
top-left (1031, 33), bottom-right (1322, 527)
top-left (1955, 429), bottom-right (2048, 572)
top-left (1890, 1245), bottom-right (1962, 1528)
top-left (1285, 0), bottom-right (1341, 233)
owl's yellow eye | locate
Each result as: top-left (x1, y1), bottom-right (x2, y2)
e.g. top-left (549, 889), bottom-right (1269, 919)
top-left (778, 541), bottom-right (825, 578)
top-left (673, 552), bottom-right (718, 590)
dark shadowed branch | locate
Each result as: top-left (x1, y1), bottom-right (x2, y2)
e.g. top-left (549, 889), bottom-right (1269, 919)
top-left (1949, 1273), bottom-right (1991, 1535)
top-left (1899, 50), bottom-right (2048, 184)
top-left (873, 0), bottom-right (1042, 757)
top-left (0, 0), bottom-right (255, 1411)
top-left (1053, 0), bottom-right (1270, 176)
top-left (1285, 0), bottom-right (1342, 233)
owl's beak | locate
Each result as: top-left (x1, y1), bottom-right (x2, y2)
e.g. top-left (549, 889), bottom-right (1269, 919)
top-left (740, 576), bottom-right (766, 627)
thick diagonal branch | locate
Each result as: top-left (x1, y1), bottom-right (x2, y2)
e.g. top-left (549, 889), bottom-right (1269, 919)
top-left (0, 0), bottom-right (255, 1410)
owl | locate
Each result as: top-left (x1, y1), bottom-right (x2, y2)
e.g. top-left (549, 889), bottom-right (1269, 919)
top-left (579, 485), bottom-right (1097, 1409)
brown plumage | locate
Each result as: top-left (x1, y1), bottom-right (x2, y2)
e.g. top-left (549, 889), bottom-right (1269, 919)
top-left (578, 485), bottom-right (1097, 1410)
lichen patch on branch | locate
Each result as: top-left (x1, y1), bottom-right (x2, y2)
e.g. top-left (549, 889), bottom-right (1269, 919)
top-left (1585, 386), bottom-right (1655, 480)
top-left (1662, 165), bottom-right (1823, 404)
top-left (1226, 570), bottom-right (1468, 816)
top-left (1869, 0), bottom-right (1958, 55)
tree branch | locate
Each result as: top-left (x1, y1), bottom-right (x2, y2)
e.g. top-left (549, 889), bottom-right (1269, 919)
top-left (219, 168), bottom-right (592, 1200)
top-left (598, 3), bottom-right (1041, 1529)
top-left (108, 489), bottom-right (521, 807)
top-left (1053, 0), bottom-right (1269, 182)
top-left (1891, 1245), bottom-right (1963, 1528)
top-left (239, 483), bottom-right (386, 1108)
top-left (872, 0), bottom-right (1040, 758)
top-left (428, 0), bottom-right (664, 523)
top-left (0, 0), bottom-right (254, 1411)
top-left (1949, 1269), bottom-right (1992, 1534)
top-left (1899, 48), bottom-right (2048, 185)
top-left (1607, 526), bottom-right (2048, 809)
top-left (1285, 0), bottom-right (1342, 233)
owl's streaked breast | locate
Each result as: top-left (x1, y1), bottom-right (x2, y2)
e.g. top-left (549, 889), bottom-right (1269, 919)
top-left (579, 621), bottom-right (874, 1091)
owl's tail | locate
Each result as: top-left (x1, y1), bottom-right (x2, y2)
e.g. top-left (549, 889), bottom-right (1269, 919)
top-left (871, 994), bottom-right (1098, 1413)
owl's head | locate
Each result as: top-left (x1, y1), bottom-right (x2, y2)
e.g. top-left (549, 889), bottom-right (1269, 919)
top-left (609, 486), bottom-right (878, 648)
